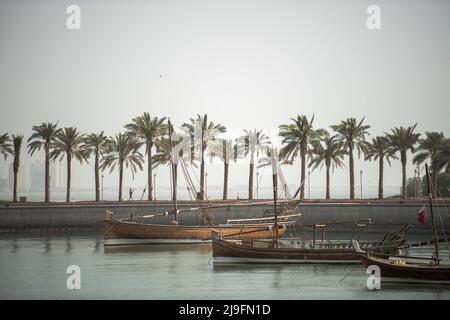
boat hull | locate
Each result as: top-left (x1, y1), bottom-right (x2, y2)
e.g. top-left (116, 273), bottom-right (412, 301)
top-left (104, 220), bottom-right (285, 246)
top-left (104, 238), bottom-right (210, 245)
top-left (360, 254), bottom-right (450, 284)
top-left (211, 238), bottom-right (397, 264)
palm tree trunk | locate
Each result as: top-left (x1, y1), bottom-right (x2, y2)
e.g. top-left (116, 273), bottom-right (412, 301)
top-left (148, 145), bottom-right (153, 201)
top-left (401, 151), bottom-right (407, 199)
top-left (326, 164), bottom-right (330, 200)
top-left (223, 162), bottom-right (229, 200)
top-left (349, 144), bottom-right (355, 200)
top-left (94, 151), bottom-right (100, 201)
top-left (66, 153), bottom-right (72, 202)
top-left (378, 155), bottom-right (384, 199)
top-left (13, 146), bottom-right (20, 203)
top-left (118, 161), bottom-right (124, 201)
top-left (173, 163), bottom-right (178, 207)
top-left (300, 145), bottom-right (306, 199)
top-left (248, 163), bottom-right (254, 200)
top-left (248, 153), bottom-right (254, 200)
top-left (13, 170), bottom-right (18, 202)
top-left (44, 144), bottom-right (50, 202)
top-left (199, 146), bottom-right (205, 200)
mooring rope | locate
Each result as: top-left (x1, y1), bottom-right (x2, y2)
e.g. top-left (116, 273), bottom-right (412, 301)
top-left (340, 268), bottom-right (354, 282)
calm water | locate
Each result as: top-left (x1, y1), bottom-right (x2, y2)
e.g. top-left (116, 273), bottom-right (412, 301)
top-left (1, 232), bottom-right (450, 300)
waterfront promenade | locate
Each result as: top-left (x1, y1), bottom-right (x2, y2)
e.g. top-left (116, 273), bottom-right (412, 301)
top-left (1, 199), bottom-right (448, 233)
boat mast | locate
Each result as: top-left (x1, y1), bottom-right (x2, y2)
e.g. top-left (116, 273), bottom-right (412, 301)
top-left (168, 118), bottom-right (178, 222)
top-left (271, 148), bottom-right (279, 247)
top-left (425, 163), bottom-right (439, 262)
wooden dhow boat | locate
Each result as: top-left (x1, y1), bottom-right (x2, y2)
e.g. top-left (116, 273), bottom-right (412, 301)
top-left (353, 163), bottom-right (450, 285)
top-left (354, 243), bottom-right (450, 285)
top-left (103, 203), bottom-right (299, 246)
top-left (211, 223), bottom-right (405, 264)
top-left (211, 149), bottom-right (406, 264)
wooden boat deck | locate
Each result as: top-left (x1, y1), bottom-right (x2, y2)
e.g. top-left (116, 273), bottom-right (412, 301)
top-left (211, 235), bottom-right (401, 264)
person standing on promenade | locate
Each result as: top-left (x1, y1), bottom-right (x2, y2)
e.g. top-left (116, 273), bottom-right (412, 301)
top-left (129, 188), bottom-right (134, 201)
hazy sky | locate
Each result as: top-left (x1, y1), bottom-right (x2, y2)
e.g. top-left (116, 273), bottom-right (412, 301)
top-left (1, 0), bottom-right (449, 198)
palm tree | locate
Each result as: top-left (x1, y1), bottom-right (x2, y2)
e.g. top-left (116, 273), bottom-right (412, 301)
top-left (365, 136), bottom-right (397, 199)
top-left (436, 138), bottom-right (450, 174)
top-left (50, 127), bottom-right (89, 202)
top-left (218, 139), bottom-right (238, 200)
top-left (239, 129), bottom-right (271, 200)
top-left (125, 113), bottom-right (167, 201)
top-left (0, 133), bottom-right (13, 160)
top-left (152, 138), bottom-right (175, 199)
top-left (152, 122), bottom-right (183, 201)
top-left (83, 132), bottom-right (109, 201)
top-left (27, 123), bottom-right (60, 202)
top-left (182, 114), bottom-right (226, 200)
top-left (279, 115), bottom-right (326, 199)
top-left (386, 124), bottom-right (420, 199)
top-left (309, 133), bottom-right (346, 199)
top-left (102, 133), bottom-right (144, 201)
top-left (330, 117), bottom-right (370, 199)
top-left (413, 132), bottom-right (446, 197)
top-left (11, 135), bottom-right (24, 202)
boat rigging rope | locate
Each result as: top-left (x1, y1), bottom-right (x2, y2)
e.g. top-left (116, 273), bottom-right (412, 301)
top-left (277, 163), bottom-right (291, 199)
top-left (257, 166), bottom-right (266, 198)
top-left (292, 176), bottom-right (306, 199)
top-left (185, 161), bottom-right (197, 198)
top-left (188, 161), bottom-right (201, 186)
top-left (184, 160), bottom-right (210, 200)
top-left (180, 161), bottom-right (196, 200)
top-left (434, 186), bottom-right (450, 255)
top-left (133, 181), bottom-right (148, 220)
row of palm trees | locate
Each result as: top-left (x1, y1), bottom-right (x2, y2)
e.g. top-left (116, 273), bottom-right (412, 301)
top-left (279, 118), bottom-right (449, 199)
top-left (1, 113), bottom-right (450, 202)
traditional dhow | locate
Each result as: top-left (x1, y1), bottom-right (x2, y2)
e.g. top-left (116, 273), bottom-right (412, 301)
top-left (354, 242), bottom-right (450, 284)
top-left (352, 164), bottom-right (450, 285)
top-left (103, 207), bottom-right (298, 245)
top-left (211, 229), bottom-right (403, 264)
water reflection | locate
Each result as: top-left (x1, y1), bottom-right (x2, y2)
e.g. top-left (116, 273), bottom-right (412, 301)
top-left (93, 238), bottom-right (101, 252)
top-left (65, 237), bottom-right (72, 253)
top-left (43, 238), bottom-right (51, 253)
top-left (381, 282), bottom-right (450, 293)
top-left (11, 238), bottom-right (18, 253)
top-left (270, 267), bottom-right (283, 289)
top-left (211, 263), bottom-right (348, 274)
top-left (103, 243), bottom-right (211, 255)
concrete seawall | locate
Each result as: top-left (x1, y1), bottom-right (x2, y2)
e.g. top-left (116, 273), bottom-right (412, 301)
top-left (1, 200), bottom-right (449, 233)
